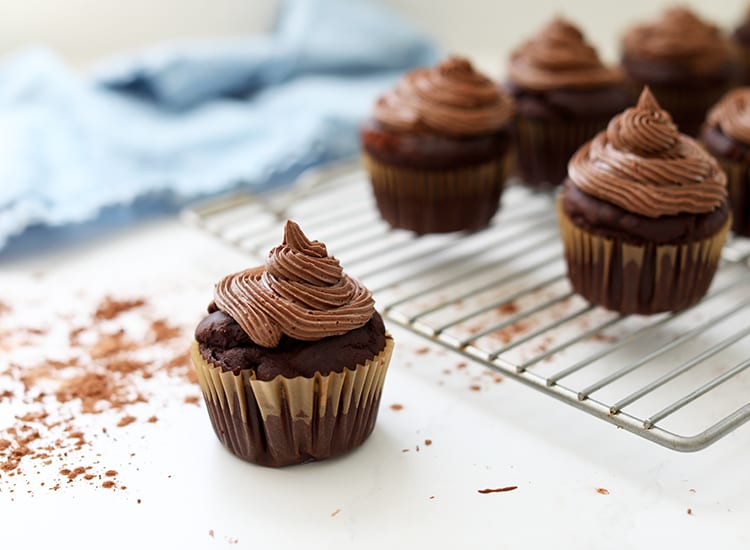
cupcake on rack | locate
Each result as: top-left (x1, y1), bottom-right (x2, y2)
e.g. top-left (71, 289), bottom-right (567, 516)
top-left (557, 87), bottom-right (730, 315)
top-left (701, 87), bottom-right (750, 237)
top-left (504, 16), bottom-right (631, 189)
top-left (360, 56), bottom-right (515, 235)
top-left (620, 6), bottom-right (733, 137)
top-left (191, 220), bottom-right (394, 467)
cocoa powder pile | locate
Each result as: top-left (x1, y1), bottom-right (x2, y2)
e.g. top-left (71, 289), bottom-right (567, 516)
top-left (0, 295), bottom-right (200, 497)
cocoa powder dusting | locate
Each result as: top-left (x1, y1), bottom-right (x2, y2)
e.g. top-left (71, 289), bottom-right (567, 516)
top-left (0, 293), bottom-right (198, 496)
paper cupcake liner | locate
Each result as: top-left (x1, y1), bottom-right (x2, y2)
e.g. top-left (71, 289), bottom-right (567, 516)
top-left (514, 116), bottom-right (612, 189)
top-left (361, 152), bottom-right (513, 234)
top-left (191, 335), bottom-right (394, 467)
top-left (556, 197), bottom-right (730, 315)
top-left (715, 157), bottom-right (750, 237)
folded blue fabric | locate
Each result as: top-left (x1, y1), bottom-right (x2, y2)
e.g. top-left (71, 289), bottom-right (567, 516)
top-left (0, 0), bottom-right (440, 253)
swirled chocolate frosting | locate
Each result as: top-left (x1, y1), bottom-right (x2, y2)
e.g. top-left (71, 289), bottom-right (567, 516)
top-left (622, 7), bottom-right (731, 74)
top-left (213, 221), bottom-right (375, 348)
top-left (568, 87), bottom-right (727, 218)
top-left (373, 56), bottom-right (513, 136)
top-left (507, 17), bottom-right (622, 91)
top-left (706, 88), bottom-right (750, 144)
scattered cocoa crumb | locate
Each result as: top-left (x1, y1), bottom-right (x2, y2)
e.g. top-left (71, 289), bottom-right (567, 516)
top-left (456, 362), bottom-right (467, 369)
top-left (493, 375), bottom-right (503, 383)
top-left (102, 481), bottom-right (116, 489)
top-left (469, 384), bottom-right (481, 392)
top-left (429, 496), bottom-right (435, 500)
top-left (596, 488), bottom-right (610, 495)
top-left (493, 321), bottom-right (529, 345)
top-left (208, 530), bottom-right (214, 538)
top-left (184, 395), bottom-right (200, 405)
top-left (137, 499), bottom-right (142, 504)
top-left (89, 330), bottom-right (136, 359)
top-left (389, 404), bottom-right (404, 411)
top-left (424, 439), bottom-right (432, 446)
top-left (331, 509), bottom-right (341, 517)
top-left (117, 415), bottom-right (137, 428)
top-left (147, 416), bottom-right (158, 423)
top-left (150, 319), bottom-right (181, 342)
top-left (687, 508), bottom-right (693, 515)
top-left (497, 302), bottom-right (519, 315)
top-left (105, 470), bottom-right (118, 477)
top-left (402, 449), bottom-right (409, 453)
top-left (478, 486), bottom-right (518, 494)
top-left (95, 297), bottom-right (146, 320)
top-left (415, 347), bottom-right (430, 355)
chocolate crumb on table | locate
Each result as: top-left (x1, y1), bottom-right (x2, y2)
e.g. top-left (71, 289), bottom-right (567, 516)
top-left (424, 439), bottom-right (432, 446)
top-left (0, 292), bottom-right (197, 496)
top-left (389, 403), bottom-right (404, 411)
top-left (477, 486), bottom-right (518, 494)
top-left (596, 487), bottom-right (610, 495)
top-left (687, 508), bottom-right (693, 515)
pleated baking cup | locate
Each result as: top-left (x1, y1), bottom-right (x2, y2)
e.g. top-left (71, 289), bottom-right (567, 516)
top-left (514, 116), bottom-right (612, 189)
top-left (556, 197), bottom-right (731, 315)
top-left (361, 151), bottom-right (513, 234)
top-left (191, 335), bottom-right (394, 467)
top-left (715, 156), bottom-right (750, 237)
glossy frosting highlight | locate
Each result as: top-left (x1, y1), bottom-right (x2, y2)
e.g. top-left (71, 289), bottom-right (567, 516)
top-left (214, 221), bottom-right (375, 348)
top-left (373, 56), bottom-right (513, 136)
top-left (568, 87), bottom-right (727, 218)
top-left (507, 17), bottom-right (622, 91)
top-left (706, 88), bottom-right (750, 144)
top-left (622, 6), bottom-right (731, 74)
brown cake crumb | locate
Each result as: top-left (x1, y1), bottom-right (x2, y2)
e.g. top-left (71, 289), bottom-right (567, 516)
top-left (415, 347), bottom-right (430, 355)
top-left (102, 481), bottom-right (116, 489)
top-left (389, 403), bottom-right (404, 411)
top-left (105, 470), bottom-right (118, 477)
top-left (95, 297), bottom-right (145, 320)
top-left (147, 416), bottom-right (158, 423)
top-left (478, 486), bottom-right (518, 494)
top-left (469, 384), bottom-right (481, 392)
top-left (424, 439), bottom-right (432, 446)
top-left (456, 362), bottom-right (467, 369)
top-left (117, 415), bottom-right (137, 428)
top-left (596, 487), bottom-right (610, 495)
top-left (150, 319), bottom-right (181, 342)
top-left (687, 508), bottom-right (693, 515)
top-left (497, 302), bottom-right (519, 315)
top-left (331, 508), bottom-right (341, 517)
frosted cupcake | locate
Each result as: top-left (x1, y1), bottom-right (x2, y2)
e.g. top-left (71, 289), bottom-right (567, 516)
top-left (360, 56), bottom-right (515, 234)
top-left (505, 17), bottom-right (631, 189)
top-left (620, 6), bottom-right (733, 137)
top-left (558, 87), bottom-right (730, 314)
top-left (702, 87), bottom-right (750, 236)
top-left (191, 220), bottom-right (394, 467)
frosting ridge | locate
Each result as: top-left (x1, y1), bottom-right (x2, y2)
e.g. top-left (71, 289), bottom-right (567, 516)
top-left (622, 7), bottom-right (731, 74)
top-left (373, 56), bottom-right (513, 136)
top-left (568, 87), bottom-right (727, 218)
top-left (214, 221), bottom-right (375, 348)
top-left (507, 17), bottom-right (622, 91)
top-left (706, 88), bottom-right (750, 144)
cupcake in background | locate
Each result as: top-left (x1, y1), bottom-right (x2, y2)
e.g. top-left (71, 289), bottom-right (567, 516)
top-left (701, 88), bottom-right (750, 237)
top-left (558, 87), bottom-right (730, 315)
top-left (505, 16), bottom-right (631, 190)
top-left (620, 6), bottom-right (733, 137)
top-left (731, 5), bottom-right (750, 85)
top-left (360, 56), bottom-right (515, 235)
top-left (191, 220), bottom-right (394, 467)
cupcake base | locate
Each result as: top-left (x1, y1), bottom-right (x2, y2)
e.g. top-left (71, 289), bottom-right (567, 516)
top-left (362, 152), bottom-right (512, 235)
top-left (557, 197), bottom-right (730, 315)
top-left (191, 336), bottom-right (394, 467)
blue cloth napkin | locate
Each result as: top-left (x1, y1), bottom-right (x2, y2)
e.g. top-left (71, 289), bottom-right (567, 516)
top-left (0, 0), bottom-right (440, 253)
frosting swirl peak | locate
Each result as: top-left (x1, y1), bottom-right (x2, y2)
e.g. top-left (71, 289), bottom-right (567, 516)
top-left (373, 56), bottom-right (513, 136)
top-left (213, 221), bottom-right (375, 348)
top-left (507, 17), bottom-right (622, 91)
top-left (568, 87), bottom-right (727, 218)
top-left (622, 7), bottom-right (731, 74)
top-left (706, 88), bottom-right (750, 144)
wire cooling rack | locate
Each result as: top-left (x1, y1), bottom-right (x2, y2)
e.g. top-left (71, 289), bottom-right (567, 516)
top-left (182, 161), bottom-right (750, 452)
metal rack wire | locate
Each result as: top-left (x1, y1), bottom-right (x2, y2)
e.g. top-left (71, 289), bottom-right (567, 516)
top-left (182, 161), bottom-right (750, 452)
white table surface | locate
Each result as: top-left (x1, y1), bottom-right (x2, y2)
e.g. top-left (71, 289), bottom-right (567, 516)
top-left (1, 207), bottom-right (749, 550)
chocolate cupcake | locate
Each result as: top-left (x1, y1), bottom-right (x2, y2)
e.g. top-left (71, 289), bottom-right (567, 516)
top-left (701, 88), bottom-right (750, 237)
top-left (191, 220), bottom-right (394, 467)
top-left (360, 56), bottom-right (514, 235)
top-left (505, 17), bottom-right (631, 189)
top-left (620, 6), bottom-right (733, 137)
top-left (731, 6), bottom-right (750, 85)
top-left (558, 87), bottom-right (730, 315)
